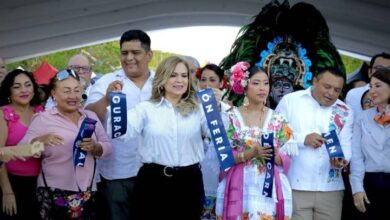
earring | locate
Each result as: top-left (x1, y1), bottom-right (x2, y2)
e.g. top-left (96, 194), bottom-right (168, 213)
top-left (8, 97), bottom-right (12, 103)
top-left (158, 87), bottom-right (164, 96)
top-left (243, 96), bottom-right (249, 106)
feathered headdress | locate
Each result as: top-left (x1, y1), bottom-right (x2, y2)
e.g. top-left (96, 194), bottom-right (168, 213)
top-left (220, 0), bottom-right (345, 107)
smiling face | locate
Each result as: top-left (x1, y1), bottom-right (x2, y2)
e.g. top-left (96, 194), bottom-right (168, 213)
top-left (120, 40), bottom-right (152, 78)
top-left (370, 76), bottom-right (390, 106)
top-left (163, 62), bottom-right (189, 101)
top-left (10, 73), bottom-right (34, 105)
top-left (312, 71), bottom-right (344, 107)
top-left (246, 70), bottom-right (270, 105)
top-left (51, 77), bottom-right (82, 113)
top-left (199, 69), bottom-right (222, 89)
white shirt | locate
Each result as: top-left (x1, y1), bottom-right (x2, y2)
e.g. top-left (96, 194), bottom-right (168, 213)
top-left (276, 88), bottom-right (353, 191)
top-left (345, 84), bottom-right (369, 119)
top-left (350, 108), bottom-right (390, 194)
top-left (107, 98), bottom-right (208, 167)
top-left (85, 69), bottom-right (154, 180)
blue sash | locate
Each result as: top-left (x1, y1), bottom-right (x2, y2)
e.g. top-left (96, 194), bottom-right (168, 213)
top-left (197, 89), bottom-right (235, 172)
top-left (322, 129), bottom-right (344, 158)
top-left (73, 117), bottom-right (97, 167)
top-left (262, 133), bottom-right (274, 198)
top-left (110, 92), bottom-right (127, 138)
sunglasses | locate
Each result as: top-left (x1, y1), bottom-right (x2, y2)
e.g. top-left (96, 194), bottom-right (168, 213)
top-left (56, 69), bottom-right (79, 81)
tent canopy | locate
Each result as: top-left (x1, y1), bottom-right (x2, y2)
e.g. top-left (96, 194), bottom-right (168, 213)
top-left (0, 0), bottom-right (389, 62)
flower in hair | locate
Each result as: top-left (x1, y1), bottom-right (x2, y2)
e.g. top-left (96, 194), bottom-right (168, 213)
top-left (230, 61), bottom-right (250, 94)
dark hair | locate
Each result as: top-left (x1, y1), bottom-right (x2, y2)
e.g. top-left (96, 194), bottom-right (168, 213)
top-left (248, 66), bottom-right (267, 79)
top-left (49, 69), bottom-right (80, 92)
top-left (0, 69), bottom-right (41, 107)
top-left (369, 52), bottom-right (390, 68)
top-left (360, 89), bottom-right (370, 109)
top-left (316, 67), bottom-right (345, 83)
top-left (120, 29), bottom-right (151, 51)
top-left (371, 68), bottom-right (390, 104)
top-left (200, 64), bottom-right (224, 81)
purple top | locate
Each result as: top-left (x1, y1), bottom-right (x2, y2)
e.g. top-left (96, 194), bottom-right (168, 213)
top-left (19, 107), bottom-right (112, 191)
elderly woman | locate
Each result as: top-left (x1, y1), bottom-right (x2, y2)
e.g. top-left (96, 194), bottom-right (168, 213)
top-left (350, 68), bottom-right (390, 219)
top-left (105, 56), bottom-right (219, 219)
top-left (19, 69), bottom-right (112, 219)
top-left (0, 69), bottom-right (43, 219)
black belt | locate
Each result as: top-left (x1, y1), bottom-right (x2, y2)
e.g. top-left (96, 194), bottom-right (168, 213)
top-left (143, 163), bottom-right (200, 177)
top-left (365, 172), bottom-right (390, 178)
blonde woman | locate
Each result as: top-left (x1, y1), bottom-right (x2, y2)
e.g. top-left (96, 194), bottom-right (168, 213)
top-left (106, 56), bottom-right (217, 219)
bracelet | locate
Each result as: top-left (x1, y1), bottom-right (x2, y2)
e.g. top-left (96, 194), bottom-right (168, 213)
top-left (239, 152), bottom-right (245, 163)
top-left (3, 192), bottom-right (14, 196)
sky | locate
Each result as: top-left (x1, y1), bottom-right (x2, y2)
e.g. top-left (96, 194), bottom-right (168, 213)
top-left (147, 26), bottom-right (241, 66)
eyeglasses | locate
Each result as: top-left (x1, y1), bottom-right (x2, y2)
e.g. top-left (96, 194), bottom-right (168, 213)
top-left (56, 69), bottom-right (79, 81)
top-left (68, 65), bottom-right (91, 73)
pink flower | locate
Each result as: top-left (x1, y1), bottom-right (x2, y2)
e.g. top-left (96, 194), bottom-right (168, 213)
top-left (229, 61), bottom-right (250, 95)
top-left (232, 82), bottom-right (245, 94)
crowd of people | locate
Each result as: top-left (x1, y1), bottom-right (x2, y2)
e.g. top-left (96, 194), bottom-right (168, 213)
top-left (0, 28), bottom-right (389, 220)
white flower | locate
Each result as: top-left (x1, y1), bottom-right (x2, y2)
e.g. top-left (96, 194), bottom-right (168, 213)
top-left (241, 79), bottom-right (248, 88)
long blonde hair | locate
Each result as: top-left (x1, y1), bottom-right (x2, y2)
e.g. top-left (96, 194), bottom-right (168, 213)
top-left (150, 56), bottom-right (199, 116)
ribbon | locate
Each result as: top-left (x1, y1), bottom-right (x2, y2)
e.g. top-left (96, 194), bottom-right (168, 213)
top-left (322, 129), bottom-right (344, 159)
top-left (197, 88), bottom-right (235, 172)
top-left (262, 133), bottom-right (275, 198)
top-left (73, 117), bottom-right (97, 167)
top-left (110, 92), bottom-right (127, 138)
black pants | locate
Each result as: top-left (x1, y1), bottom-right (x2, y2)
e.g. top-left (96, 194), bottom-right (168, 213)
top-left (134, 163), bottom-right (204, 220)
top-left (0, 174), bottom-right (39, 220)
top-left (96, 176), bottom-right (137, 220)
top-left (357, 172), bottom-right (390, 219)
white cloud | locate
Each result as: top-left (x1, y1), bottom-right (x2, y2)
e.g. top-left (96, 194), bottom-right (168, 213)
top-left (147, 26), bottom-right (240, 66)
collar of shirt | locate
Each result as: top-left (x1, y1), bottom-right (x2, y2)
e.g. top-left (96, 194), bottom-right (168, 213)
top-left (49, 107), bottom-right (87, 119)
top-left (114, 69), bottom-right (155, 82)
top-left (299, 87), bottom-right (341, 109)
top-left (156, 97), bottom-right (176, 108)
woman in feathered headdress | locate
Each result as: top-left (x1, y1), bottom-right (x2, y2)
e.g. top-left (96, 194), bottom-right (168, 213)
top-left (220, 0), bottom-right (345, 109)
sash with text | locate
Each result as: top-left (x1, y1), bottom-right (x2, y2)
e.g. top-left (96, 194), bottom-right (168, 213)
top-left (197, 89), bottom-right (235, 171)
top-left (110, 92), bottom-right (127, 138)
top-left (322, 129), bottom-right (344, 159)
top-left (73, 117), bottom-right (97, 167)
top-left (262, 133), bottom-right (274, 198)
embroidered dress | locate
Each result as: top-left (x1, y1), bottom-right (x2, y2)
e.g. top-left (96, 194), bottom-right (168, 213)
top-left (216, 107), bottom-right (295, 220)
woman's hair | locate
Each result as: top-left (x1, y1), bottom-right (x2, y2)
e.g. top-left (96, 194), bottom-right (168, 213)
top-left (0, 69), bottom-right (41, 107)
top-left (49, 69), bottom-right (80, 92)
top-left (201, 64), bottom-right (224, 82)
top-left (249, 66), bottom-right (267, 80)
top-left (371, 67), bottom-right (390, 103)
top-left (360, 89), bottom-right (370, 109)
top-left (150, 56), bottom-right (198, 116)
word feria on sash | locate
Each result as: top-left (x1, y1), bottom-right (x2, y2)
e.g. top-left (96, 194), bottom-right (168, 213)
top-left (196, 88), bottom-right (235, 172)
top-left (110, 92), bottom-right (127, 139)
top-left (73, 117), bottom-right (97, 167)
top-left (322, 129), bottom-right (344, 159)
top-left (262, 133), bottom-right (274, 198)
